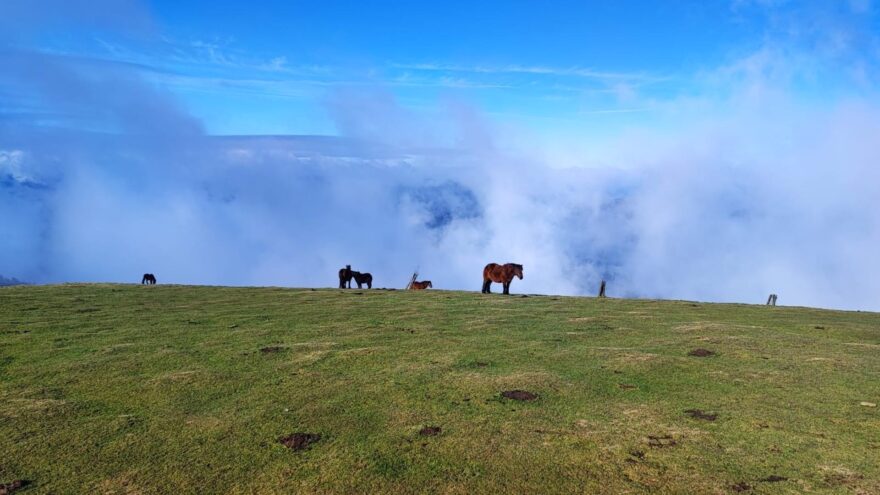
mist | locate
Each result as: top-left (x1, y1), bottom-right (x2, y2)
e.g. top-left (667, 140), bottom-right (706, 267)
top-left (2, 2), bottom-right (879, 311)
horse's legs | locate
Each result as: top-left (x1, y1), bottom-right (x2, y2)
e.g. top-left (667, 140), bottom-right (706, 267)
top-left (483, 280), bottom-right (491, 293)
top-left (503, 281), bottom-right (510, 295)
top-left (367, 281), bottom-right (371, 289)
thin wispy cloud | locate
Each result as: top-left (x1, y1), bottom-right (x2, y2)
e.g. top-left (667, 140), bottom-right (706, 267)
top-left (390, 62), bottom-right (665, 83)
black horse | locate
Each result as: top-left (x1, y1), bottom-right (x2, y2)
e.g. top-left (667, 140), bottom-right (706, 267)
top-left (338, 265), bottom-right (353, 289)
top-left (141, 273), bottom-right (157, 285)
top-left (351, 271), bottom-right (373, 289)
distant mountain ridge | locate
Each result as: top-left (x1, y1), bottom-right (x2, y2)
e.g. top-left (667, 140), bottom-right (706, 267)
top-left (0, 275), bottom-right (28, 286)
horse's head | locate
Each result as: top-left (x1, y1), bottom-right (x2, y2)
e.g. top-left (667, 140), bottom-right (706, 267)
top-left (426, 281), bottom-right (433, 288)
top-left (513, 264), bottom-right (523, 280)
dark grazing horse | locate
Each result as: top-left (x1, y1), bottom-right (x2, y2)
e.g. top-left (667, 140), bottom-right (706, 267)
top-left (338, 265), bottom-right (353, 289)
top-left (482, 263), bottom-right (523, 295)
top-left (410, 281), bottom-right (432, 290)
top-left (141, 273), bottom-right (157, 285)
top-left (351, 271), bottom-right (373, 289)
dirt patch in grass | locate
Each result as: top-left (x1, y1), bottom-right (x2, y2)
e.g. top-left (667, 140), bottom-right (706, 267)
top-left (260, 346), bottom-right (285, 354)
top-left (474, 361), bottom-right (489, 367)
top-left (501, 390), bottom-right (538, 401)
top-left (821, 466), bottom-right (864, 487)
top-left (759, 475), bottom-right (787, 483)
top-left (646, 435), bottom-right (676, 448)
top-left (618, 383), bottom-right (638, 390)
top-left (419, 426), bottom-right (441, 436)
top-left (730, 481), bottom-right (751, 492)
top-left (688, 348), bottom-right (716, 357)
top-left (278, 432), bottom-right (321, 451)
top-left (684, 409), bottom-right (717, 421)
top-left (0, 480), bottom-right (31, 494)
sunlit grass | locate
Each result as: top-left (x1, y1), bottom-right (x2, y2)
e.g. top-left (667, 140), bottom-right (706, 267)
top-left (1, 284), bottom-right (878, 493)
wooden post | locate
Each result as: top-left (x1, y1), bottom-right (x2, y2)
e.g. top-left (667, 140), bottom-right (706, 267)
top-left (598, 280), bottom-right (606, 298)
top-left (405, 271), bottom-right (418, 290)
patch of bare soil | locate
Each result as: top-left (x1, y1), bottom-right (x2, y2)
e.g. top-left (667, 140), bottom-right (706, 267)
top-left (260, 346), bottom-right (285, 354)
top-left (474, 362), bottom-right (489, 367)
top-left (688, 348), bottom-right (716, 357)
top-left (278, 432), bottom-right (321, 451)
top-left (646, 435), bottom-right (676, 448)
top-left (684, 409), bottom-right (717, 421)
top-left (825, 472), bottom-right (864, 487)
top-left (822, 467), bottom-right (864, 488)
top-left (759, 475), bottom-right (787, 483)
top-left (419, 426), bottom-right (441, 436)
top-left (731, 481), bottom-right (752, 492)
top-left (0, 480), bottom-right (31, 495)
top-left (501, 390), bottom-right (538, 401)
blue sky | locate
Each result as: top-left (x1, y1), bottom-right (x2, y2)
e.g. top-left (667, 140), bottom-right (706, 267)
top-left (3, 0), bottom-right (880, 310)
top-left (9, 0), bottom-right (878, 135)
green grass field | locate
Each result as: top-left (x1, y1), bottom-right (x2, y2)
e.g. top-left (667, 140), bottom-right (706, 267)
top-left (1, 284), bottom-right (878, 494)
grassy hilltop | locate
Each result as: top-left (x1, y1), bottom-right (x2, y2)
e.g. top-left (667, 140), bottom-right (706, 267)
top-left (1, 284), bottom-right (879, 494)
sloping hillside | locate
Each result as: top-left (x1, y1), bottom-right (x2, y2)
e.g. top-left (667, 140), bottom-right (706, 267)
top-left (1, 284), bottom-right (878, 494)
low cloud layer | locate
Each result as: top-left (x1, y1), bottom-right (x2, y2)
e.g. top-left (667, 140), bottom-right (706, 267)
top-left (2, 1), bottom-right (879, 311)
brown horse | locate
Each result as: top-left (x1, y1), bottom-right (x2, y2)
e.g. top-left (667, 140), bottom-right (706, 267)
top-left (351, 271), bottom-right (373, 289)
top-left (482, 263), bottom-right (523, 295)
top-left (410, 280), bottom-right (432, 290)
top-left (338, 265), bottom-right (353, 288)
